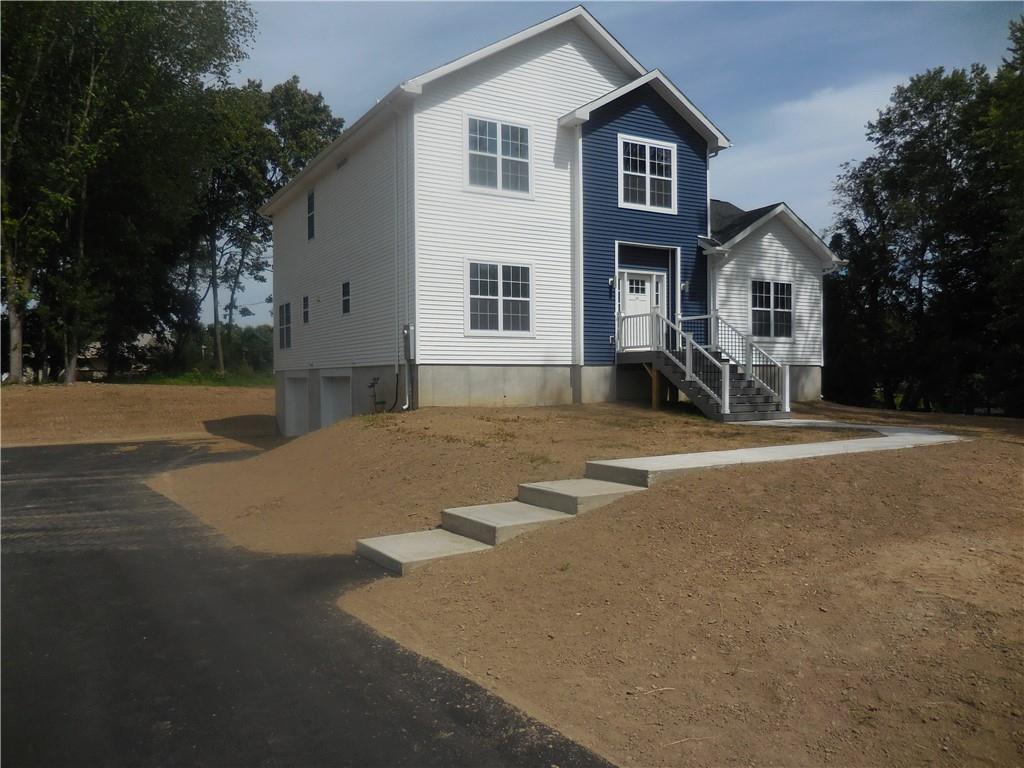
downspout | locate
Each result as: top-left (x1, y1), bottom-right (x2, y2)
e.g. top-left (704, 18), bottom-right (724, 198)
top-left (388, 112), bottom-right (401, 412)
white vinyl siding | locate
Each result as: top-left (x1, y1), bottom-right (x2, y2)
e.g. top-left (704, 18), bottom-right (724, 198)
top-left (715, 217), bottom-right (824, 366)
top-left (272, 108), bottom-right (414, 373)
top-left (414, 21), bottom-right (633, 365)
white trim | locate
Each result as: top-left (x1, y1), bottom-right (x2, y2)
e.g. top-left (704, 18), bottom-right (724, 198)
top-left (572, 123), bottom-right (584, 366)
top-left (715, 204), bottom-right (842, 268)
top-left (559, 69), bottom-right (731, 153)
top-left (617, 133), bottom-right (678, 215)
top-left (613, 240), bottom-right (679, 317)
top-left (405, 7), bottom-right (645, 92)
top-left (750, 278), bottom-right (794, 342)
top-left (463, 257), bottom-right (536, 338)
top-left (462, 114), bottom-right (535, 200)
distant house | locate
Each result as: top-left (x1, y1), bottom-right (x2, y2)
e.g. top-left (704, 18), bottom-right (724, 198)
top-left (260, 6), bottom-right (842, 436)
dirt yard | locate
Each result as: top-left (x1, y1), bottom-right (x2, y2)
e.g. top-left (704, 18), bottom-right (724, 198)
top-left (149, 404), bottom-right (858, 556)
top-left (341, 412), bottom-right (1024, 767)
top-left (1, 383), bottom-right (275, 447)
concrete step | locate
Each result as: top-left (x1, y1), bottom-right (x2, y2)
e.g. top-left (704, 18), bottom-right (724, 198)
top-left (441, 501), bottom-right (573, 545)
top-left (356, 529), bottom-right (491, 575)
top-left (518, 478), bottom-right (645, 515)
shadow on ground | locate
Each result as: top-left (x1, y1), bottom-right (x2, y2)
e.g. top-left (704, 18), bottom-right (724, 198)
top-left (202, 414), bottom-right (287, 450)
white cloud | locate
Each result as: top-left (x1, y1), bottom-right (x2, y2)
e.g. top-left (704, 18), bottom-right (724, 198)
top-left (711, 74), bottom-right (907, 234)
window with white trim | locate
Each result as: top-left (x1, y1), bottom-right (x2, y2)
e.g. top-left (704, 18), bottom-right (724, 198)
top-left (467, 118), bottom-right (530, 194)
top-left (752, 280), bottom-right (793, 338)
top-left (468, 262), bottom-right (531, 333)
top-left (302, 296), bottom-right (309, 324)
top-left (306, 190), bottom-right (315, 240)
top-left (341, 282), bottom-right (350, 314)
top-left (278, 302), bottom-right (292, 348)
top-left (618, 135), bottom-right (676, 213)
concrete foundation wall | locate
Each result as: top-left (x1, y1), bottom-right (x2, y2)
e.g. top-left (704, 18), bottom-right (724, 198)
top-left (417, 365), bottom-right (574, 407)
top-left (790, 365), bottom-right (822, 402)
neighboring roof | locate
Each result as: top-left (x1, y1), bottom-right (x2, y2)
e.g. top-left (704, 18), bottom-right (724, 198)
top-left (706, 199), bottom-right (843, 268)
top-left (558, 69), bottom-right (731, 153)
top-left (710, 199), bottom-right (781, 244)
top-left (260, 6), bottom-right (646, 217)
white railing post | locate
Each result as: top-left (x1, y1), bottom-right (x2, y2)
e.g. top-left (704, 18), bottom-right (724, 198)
top-left (650, 311), bottom-right (659, 350)
top-left (782, 364), bottom-right (791, 413)
top-left (710, 311), bottom-right (718, 350)
top-left (720, 359), bottom-right (730, 415)
top-left (616, 314), bottom-right (622, 351)
top-left (685, 333), bottom-right (693, 380)
top-left (745, 339), bottom-right (753, 380)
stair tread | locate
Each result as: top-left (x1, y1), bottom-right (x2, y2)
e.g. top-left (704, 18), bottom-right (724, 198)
top-left (443, 500), bottom-right (572, 525)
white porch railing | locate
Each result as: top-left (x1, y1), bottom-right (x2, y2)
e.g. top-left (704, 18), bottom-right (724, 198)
top-left (616, 310), bottom-right (791, 415)
top-left (679, 311), bottom-right (790, 411)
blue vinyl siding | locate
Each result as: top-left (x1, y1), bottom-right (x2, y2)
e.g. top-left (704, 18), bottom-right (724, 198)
top-left (582, 84), bottom-right (709, 365)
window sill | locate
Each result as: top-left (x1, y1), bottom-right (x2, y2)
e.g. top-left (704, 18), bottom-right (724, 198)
top-left (464, 330), bottom-right (536, 339)
top-left (463, 184), bottom-right (534, 202)
top-left (752, 336), bottom-right (792, 342)
top-left (618, 201), bottom-right (677, 215)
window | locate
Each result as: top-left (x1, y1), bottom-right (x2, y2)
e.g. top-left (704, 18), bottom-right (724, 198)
top-left (618, 135), bottom-right (676, 213)
top-left (752, 280), bottom-right (793, 338)
top-left (307, 190), bottom-right (315, 240)
top-left (302, 296), bottom-right (309, 324)
top-left (341, 282), bottom-right (350, 314)
top-left (628, 279), bottom-right (646, 295)
top-left (278, 302), bottom-right (292, 349)
top-left (467, 118), bottom-right (530, 194)
top-left (468, 261), bottom-right (531, 333)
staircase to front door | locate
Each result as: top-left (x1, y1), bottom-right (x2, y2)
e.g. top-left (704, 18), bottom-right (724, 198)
top-left (617, 310), bottom-right (791, 422)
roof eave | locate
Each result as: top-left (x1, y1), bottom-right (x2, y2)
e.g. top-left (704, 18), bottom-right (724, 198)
top-left (717, 204), bottom-right (841, 266)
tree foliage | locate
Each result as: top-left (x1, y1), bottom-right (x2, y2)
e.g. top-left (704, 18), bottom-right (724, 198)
top-left (826, 18), bottom-right (1024, 415)
top-left (1, 2), bottom-right (342, 383)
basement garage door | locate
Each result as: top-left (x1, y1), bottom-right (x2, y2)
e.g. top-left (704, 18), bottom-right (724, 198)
top-left (284, 376), bottom-right (308, 437)
top-left (320, 375), bottom-right (352, 427)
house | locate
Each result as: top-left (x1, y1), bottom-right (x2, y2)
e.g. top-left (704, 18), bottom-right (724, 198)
top-left (260, 6), bottom-right (843, 437)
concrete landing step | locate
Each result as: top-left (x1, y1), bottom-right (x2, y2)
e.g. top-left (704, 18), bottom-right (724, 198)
top-left (517, 478), bottom-right (645, 515)
top-left (442, 501), bottom-right (573, 545)
top-left (356, 529), bottom-right (491, 575)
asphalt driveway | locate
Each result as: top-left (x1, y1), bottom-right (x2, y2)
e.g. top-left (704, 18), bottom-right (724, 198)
top-left (1, 440), bottom-right (608, 767)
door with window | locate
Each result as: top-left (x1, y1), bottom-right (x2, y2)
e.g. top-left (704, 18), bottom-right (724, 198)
top-left (617, 270), bottom-right (665, 350)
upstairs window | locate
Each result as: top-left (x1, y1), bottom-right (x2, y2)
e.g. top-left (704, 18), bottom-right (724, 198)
top-left (341, 282), bottom-right (350, 314)
top-left (618, 134), bottom-right (676, 214)
top-left (278, 302), bottom-right (292, 348)
top-left (302, 296), bottom-right (309, 324)
top-left (752, 280), bottom-right (793, 338)
top-left (467, 118), bottom-right (530, 194)
top-left (307, 190), bottom-right (315, 240)
top-left (468, 261), bottom-right (531, 334)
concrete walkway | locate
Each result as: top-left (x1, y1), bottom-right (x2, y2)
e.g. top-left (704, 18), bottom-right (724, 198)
top-left (585, 420), bottom-right (964, 486)
top-left (357, 419), bottom-right (964, 574)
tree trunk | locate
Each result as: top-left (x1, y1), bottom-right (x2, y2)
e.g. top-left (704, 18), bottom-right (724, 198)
top-left (63, 328), bottom-right (77, 385)
top-left (4, 246), bottom-right (24, 383)
top-left (209, 230), bottom-right (225, 374)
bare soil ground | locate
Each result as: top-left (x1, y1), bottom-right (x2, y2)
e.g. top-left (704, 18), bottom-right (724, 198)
top-left (149, 403), bottom-right (858, 557)
top-left (341, 411), bottom-right (1024, 767)
top-left (1, 383), bottom-right (276, 447)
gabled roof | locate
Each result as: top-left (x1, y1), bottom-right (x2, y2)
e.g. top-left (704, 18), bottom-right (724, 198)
top-left (558, 69), bottom-right (731, 153)
top-left (705, 199), bottom-right (843, 269)
top-left (261, 6), bottom-right (646, 217)
top-left (403, 6), bottom-right (645, 93)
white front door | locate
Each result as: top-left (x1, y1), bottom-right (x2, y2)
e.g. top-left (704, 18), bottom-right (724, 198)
top-left (618, 271), bottom-right (665, 349)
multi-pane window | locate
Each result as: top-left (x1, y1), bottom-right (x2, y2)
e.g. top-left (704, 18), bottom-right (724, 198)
top-left (307, 190), bottom-right (315, 240)
top-left (341, 282), bottom-right (350, 314)
top-left (468, 262), bottom-right (531, 333)
top-left (619, 135), bottom-right (675, 213)
top-left (628, 278), bottom-right (646, 295)
top-left (468, 118), bottom-right (530, 194)
top-left (302, 296), bottom-right (309, 324)
top-left (752, 280), bottom-right (793, 338)
top-left (278, 302), bottom-right (292, 349)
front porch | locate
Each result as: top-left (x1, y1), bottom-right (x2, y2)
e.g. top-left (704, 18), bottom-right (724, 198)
top-left (615, 309), bottom-right (792, 421)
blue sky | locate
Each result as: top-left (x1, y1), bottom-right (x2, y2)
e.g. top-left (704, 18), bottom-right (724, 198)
top-left (218, 1), bottom-right (1020, 325)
